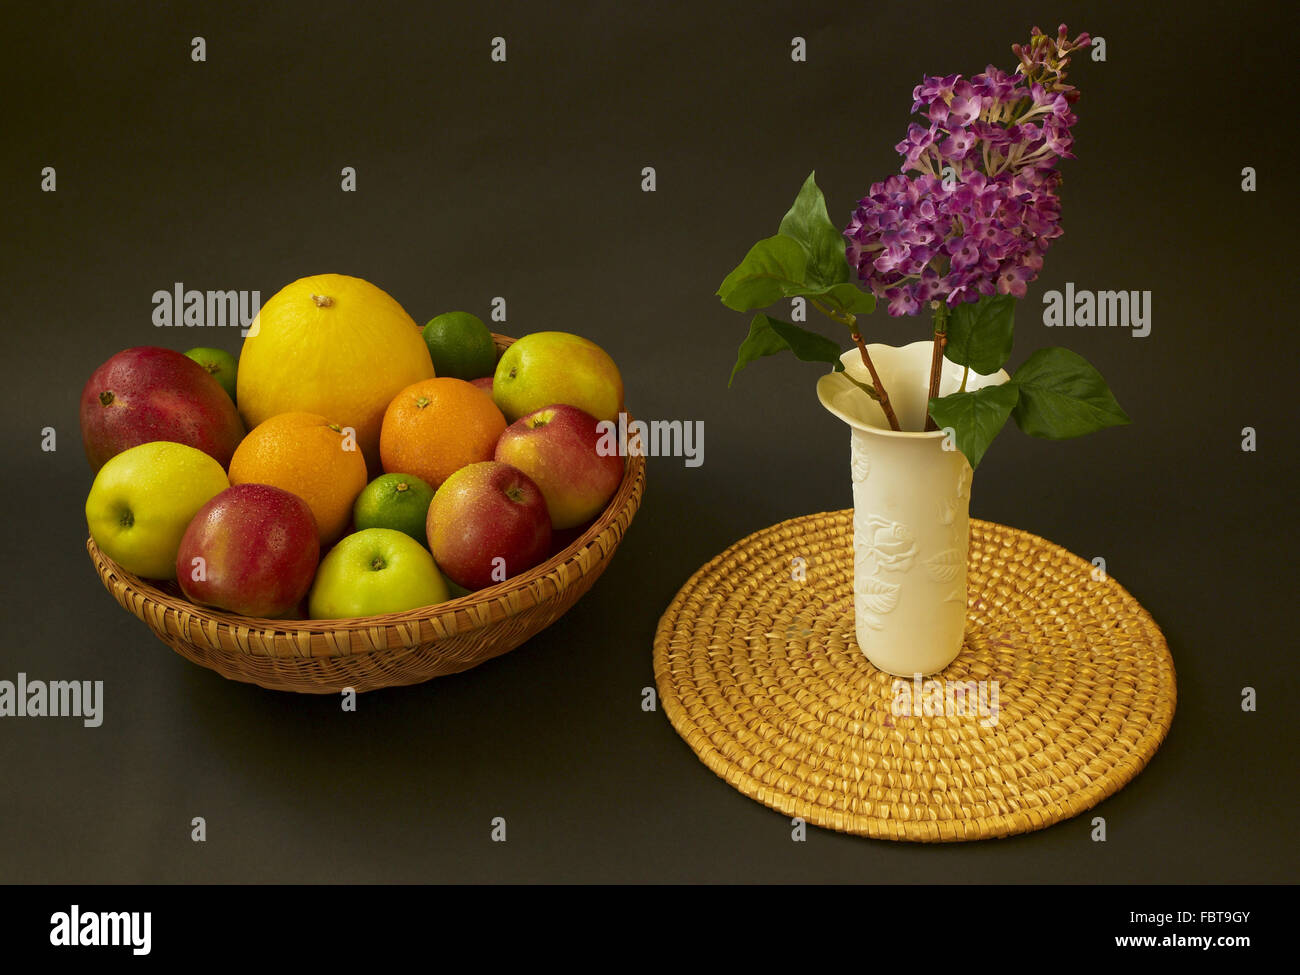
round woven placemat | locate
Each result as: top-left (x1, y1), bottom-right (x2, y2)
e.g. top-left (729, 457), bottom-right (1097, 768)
top-left (653, 511), bottom-right (1176, 842)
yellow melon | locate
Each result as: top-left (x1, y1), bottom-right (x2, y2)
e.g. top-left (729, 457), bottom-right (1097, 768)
top-left (237, 274), bottom-right (434, 473)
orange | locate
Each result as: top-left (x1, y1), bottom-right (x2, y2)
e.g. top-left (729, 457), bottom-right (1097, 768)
top-left (380, 378), bottom-right (506, 489)
top-left (228, 412), bottom-right (368, 545)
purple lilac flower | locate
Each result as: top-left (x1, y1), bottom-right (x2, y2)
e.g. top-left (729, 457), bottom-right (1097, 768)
top-left (845, 26), bottom-right (1091, 314)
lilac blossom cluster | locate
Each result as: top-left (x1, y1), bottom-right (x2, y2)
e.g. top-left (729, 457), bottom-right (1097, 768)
top-left (844, 26), bottom-right (1091, 315)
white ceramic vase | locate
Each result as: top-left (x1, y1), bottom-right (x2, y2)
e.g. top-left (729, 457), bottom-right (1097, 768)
top-left (817, 340), bottom-right (1010, 677)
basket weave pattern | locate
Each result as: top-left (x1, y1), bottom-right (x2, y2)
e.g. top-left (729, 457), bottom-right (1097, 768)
top-left (654, 511), bottom-right (1176, 842)
top-left (87, 334), bottom-right (645, 693)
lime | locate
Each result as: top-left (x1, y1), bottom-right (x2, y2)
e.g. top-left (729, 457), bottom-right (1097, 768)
top-left (422, 312), bottom-right (497, 381)
top-left (352, 473), bottom-right (436, 544)
top-left (184, 347), bottom-right (238, 402)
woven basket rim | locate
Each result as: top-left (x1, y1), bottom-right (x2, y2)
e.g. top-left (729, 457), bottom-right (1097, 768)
top-left (86, 331), bottom-right (646, 656)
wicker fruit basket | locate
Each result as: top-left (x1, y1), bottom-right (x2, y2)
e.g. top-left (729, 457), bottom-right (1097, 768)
top-left (86, 334), bottom-right (646, 693)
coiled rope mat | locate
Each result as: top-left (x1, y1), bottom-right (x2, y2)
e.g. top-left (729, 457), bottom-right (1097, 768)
top-left (653, 511), bottom-right (1176, 842)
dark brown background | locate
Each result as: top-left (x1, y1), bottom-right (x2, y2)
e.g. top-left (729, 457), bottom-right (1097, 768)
top-left (1, 0), bottom-right (1294, 882)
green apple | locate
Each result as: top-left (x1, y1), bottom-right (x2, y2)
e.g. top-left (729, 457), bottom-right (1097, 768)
top-left (492, 331), bottom-right (623, 423)
top-left (308, 528), bottom-right (449, 619)
top-left (85, 441), bottom-right (230, 579)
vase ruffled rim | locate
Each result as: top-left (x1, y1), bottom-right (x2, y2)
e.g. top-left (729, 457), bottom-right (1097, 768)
top-left (817, 340), bottom-right (1009, 437)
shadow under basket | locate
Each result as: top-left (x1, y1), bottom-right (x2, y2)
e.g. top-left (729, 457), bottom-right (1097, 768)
top-left (86, 333), bottom-right (646, 693)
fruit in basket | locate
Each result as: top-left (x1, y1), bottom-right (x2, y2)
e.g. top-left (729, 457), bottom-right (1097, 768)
top-left (85, 441), bottom-right (230, 579)
top-left (422, 311), bottom-right (497, 381)
top-left (307, 528), bottom-right (449, 619)
top-left (228, 412), bottom-right (368, 545)
top-left (176, 484), bottom-right (319, 618)
top-left (426, 461), bottom-right (552, 591)
top-left (494, 404), bottom-right (624, 529)
top-left (379, 377), bottom-right (506, 489)
top-left (470, 376), bottom-right (494, 395)
top-left (183, 347), bottom-right (238, 402)
top-left (236, 274), bottom-right (434, 472)
top-left (492, 331), bottom-right (623, 423)
top-left (80, 346), bottom-right (246, 473)
top-left (353, 472), bottom-right (436, 544)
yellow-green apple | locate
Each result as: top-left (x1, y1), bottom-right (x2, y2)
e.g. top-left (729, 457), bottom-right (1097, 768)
top-left (81, 346), bottom-right (246, 473)
top-left (308, 528), bottom-right (449, 619)
top-left (177, 484), bottom-right (320, 618)
top-left (492, 331), bottom-right (623, 423)
top-left (426, 461), bottom-right (552, 590)
top-left (85, 441), bottom-right (230, 579)
top-left (494, 405), bottom-right (624, 529)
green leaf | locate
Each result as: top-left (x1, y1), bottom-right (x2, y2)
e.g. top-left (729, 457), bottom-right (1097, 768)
top-left (1010, 347), bottom-right (1131, 439)
top-left (777, 171), bottom-right (851, 290)
top-left (819, 282), bottom-right (877, 316)
top-left (928, 383), bottom-right (1021, 469)
top-left (716, 234), bottom-right (811, 312)
top-left (728, 314), bottom-right (845, 387)
top-left (945, 293), bottom-right (1016, 374)
top-left (717, 172), bottom-right (875, 321)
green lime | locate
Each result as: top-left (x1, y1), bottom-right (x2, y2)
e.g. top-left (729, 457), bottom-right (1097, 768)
top-left (184, 347), bottom-right (238, 402)
top-left (422, 312), bottom-right (497, 381)
top-left (353, 473), bottom-right (436, 544)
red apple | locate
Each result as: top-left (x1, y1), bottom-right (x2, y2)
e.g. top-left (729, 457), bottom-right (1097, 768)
top-left (494, 404), bottom-right (623, 529)
top-left (426, 461), bottom-right (551, 590)
top-left (80, 346), bottom-right (246, 473)
top-left (176, 483), bottom-right (320, 618)
top-left (470, 376), bottom-right (494, 395)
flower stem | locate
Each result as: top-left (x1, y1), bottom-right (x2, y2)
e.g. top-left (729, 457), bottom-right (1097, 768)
top-left (924, 303), bottom-right (950, 431)
top-left (849, 327), bottom-right (903, 431)
top-left (810, 299), bottom-right (903, 432)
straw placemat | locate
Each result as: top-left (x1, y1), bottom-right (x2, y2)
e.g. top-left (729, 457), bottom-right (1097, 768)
top-left (653, 511), bottom-right (1175, 842)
